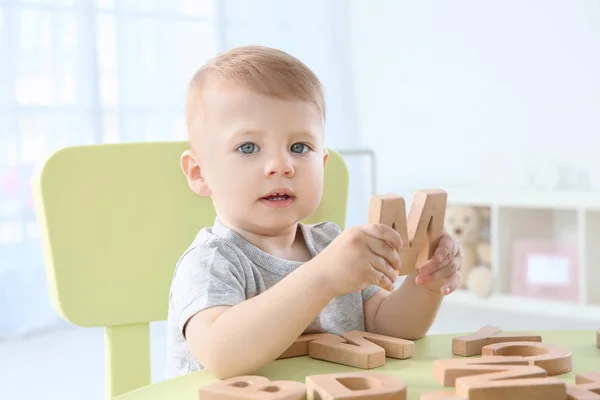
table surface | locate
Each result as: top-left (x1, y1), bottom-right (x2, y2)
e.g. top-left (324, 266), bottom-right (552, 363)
top-left (114, 329), bottom-right (599, 400)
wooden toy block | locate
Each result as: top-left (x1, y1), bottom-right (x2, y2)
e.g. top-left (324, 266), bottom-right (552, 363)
top-left (277, 333), bottom-right (341, 359)
top-left (306, 371), bottom-right (407, 400)
top-left (368, 194), bottom-right (407, 239)
top-left (433, 356), bottom-right (531, 387)
top-left (342, 331), bottom-right (415, 359)
top-left (197, 375), bottom-right (306, 399)
top-left (566, 372), bottom-right (600, 399)
top-left (481, 341), bottom-right (572, 376)
top-left (455, 371), bottom-right (566, 400)
top-left (421, 372), bottom-right (600, 400)
top-left (308, 333), bottom-right (385, 369)
top-left (420, 372), bottom-right (600, 400)
top-left (368, 189), bottom-right (447, 275)
top-left (433, 356), bottom-right (567, 400)
top-left (308, 330), bottom-right (414, 369)
top-left (452, 325), bottom-right (542, 356)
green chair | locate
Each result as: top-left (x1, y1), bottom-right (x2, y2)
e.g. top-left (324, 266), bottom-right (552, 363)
top-left (31, 141), bottom-right (350, 400)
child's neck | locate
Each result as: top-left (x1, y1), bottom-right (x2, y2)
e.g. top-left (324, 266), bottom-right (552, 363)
top-left (222, 219), bottom-right (311, 262)
top-left (252, 227), bottom-right (310, 262)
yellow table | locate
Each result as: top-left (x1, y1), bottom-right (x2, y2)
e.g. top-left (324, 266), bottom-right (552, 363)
top-left (114, 330), bottom-right (599, 399)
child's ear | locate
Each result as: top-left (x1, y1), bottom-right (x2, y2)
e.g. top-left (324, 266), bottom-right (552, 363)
top-left (181, 149), bottom-right (211, 196)
top-left (322, 148), bottom-right (329, 168)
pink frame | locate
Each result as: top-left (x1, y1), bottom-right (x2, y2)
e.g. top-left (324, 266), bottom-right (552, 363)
top-left (510, 239), bottom-right (579, 302)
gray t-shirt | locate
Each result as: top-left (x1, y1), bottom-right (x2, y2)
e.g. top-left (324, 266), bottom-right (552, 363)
top-left (165, 217), bottom-right (380, 378)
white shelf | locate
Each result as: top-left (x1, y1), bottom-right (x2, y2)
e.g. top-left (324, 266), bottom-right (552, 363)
top-left (443, 188), bottom-right (600, 318)
top-left (444, 291), bottom-right (600, 322)
top-left (447, 188), bottom-right (600, 210)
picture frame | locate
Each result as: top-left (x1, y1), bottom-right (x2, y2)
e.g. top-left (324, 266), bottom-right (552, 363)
top-left (510, 239), bottom-right (579, 302)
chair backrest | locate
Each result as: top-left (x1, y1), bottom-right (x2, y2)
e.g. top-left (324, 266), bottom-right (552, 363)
top-left (31, 141), bottom-right (349, 399)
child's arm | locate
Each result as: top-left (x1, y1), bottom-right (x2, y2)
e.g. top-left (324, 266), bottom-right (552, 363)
top-left (364, 232), bottom-right (462, 340)
top-left (364, 277), bottom-right (443, 340)
top-left (183, 223), bottom-right (403, 379)
top-left (184, 259), bottom-right (334, 379)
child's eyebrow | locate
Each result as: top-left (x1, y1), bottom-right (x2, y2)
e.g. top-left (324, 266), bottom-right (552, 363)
top-left (230, 129), bottom-right (319, 140)
top-left (291, 130), bottom-right (320, 141)
top-left (231, 129), bottom-right (265, 139)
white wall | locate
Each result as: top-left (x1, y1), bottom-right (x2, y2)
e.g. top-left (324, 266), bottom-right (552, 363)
top-left (348, 0), bottom-right (600, 197)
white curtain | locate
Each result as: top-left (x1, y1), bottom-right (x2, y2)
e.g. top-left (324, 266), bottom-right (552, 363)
top-left (0, 0), bottom-right (369, 339)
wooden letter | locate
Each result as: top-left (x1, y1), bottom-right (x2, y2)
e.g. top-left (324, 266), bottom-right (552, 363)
top-left (368, 189), bottom-right (447, 275)
top-left (308, 333), bottom-right (384, 369)
top-left (197, 375), bottom-right (306, 399)
top-left (420, 371), bottom-right (597, 400)
top-left (306, 371), bottom-right (407, 400)
top-left (456, 368), bottom-right (566, 400)
top-left (277, 333), bottom-right (341, 359)
top-left (433, 356), bottom-right (566, 400)
top-left (452, 325), bottom-right (542, 356)
top-left (481, 341), bottom-right (572, 376)
top-left (342, 331), bottom-right (415, 359)
top-left (566, 372), bottom-right (600, 399)
top-left (433, 356), bottom-right (532, 387)
top-left (308, 331), bottom-right (414, 369)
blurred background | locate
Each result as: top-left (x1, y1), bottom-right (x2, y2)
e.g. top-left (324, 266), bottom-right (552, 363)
top-left (1, 0), bottom-right (600, 399)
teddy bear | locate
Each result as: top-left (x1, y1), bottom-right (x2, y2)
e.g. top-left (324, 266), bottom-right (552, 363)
top-left (444, 205), bottom-right (494, 298)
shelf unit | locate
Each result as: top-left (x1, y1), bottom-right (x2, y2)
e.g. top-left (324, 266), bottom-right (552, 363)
top-left (443, 188), bottom-right (600, 321)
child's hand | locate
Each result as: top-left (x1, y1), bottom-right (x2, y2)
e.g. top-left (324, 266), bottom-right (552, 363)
top-left (414, 232), bottom-right (462, 295)
top-left (317, 224), bottom-right (403, 297)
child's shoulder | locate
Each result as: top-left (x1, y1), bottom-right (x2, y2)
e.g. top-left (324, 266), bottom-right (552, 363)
top-left (301, 220), bottom-right (342, 253)
top-left (303, 220), bottom-right (342, 236)
top-left (176, 226), bottom-right (243, 272)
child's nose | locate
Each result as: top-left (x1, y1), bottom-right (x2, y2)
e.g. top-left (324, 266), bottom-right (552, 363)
top-left (265, 157), bottom-right (295, 177)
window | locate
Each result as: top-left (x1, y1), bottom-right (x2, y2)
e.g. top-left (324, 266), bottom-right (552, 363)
top-left (0, 0), bottom-right (218, 337)
top-left (0, 0), bottom-right (217, 246)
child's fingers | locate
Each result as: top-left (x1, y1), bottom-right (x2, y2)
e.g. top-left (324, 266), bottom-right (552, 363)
top-left (440, 270), bottom-right (461, 295)
top-left (370, 255), bottom-right (397, 283)
top-left (366, 236), bottom-right (401, 270)
top-left (432, 245), bottom-right (448, 264)
top-left (417, 259), bottom-right (460, 285)
top-left (371, 267), bottom-right (394, 290)
top-left (360, 223), bottom-right (403, 253)
top-left (420, 233), bottom-right (459, 275)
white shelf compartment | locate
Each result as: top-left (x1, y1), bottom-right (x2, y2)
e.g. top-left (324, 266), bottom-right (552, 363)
top-left (443, 188), bottom-right (600, 320)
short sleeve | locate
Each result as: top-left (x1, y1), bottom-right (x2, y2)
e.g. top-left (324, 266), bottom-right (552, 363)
top-left (361, 285), bottom-right (381, 303)
top-left (169, 242), bottom-right (247, 336)
top-left (305, 221), bottom-right (342, 253)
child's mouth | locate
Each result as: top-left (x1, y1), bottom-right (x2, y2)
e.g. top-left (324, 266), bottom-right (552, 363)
top-left (260, 191), bottom-right (295, 208)
top-left (262, 194), bottom-right (291, 201)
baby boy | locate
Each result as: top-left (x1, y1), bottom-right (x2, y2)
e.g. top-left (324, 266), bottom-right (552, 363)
top-left (165, 45), bottom-right (462, 379)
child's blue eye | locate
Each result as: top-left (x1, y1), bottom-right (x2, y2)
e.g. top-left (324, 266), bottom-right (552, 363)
top-left (238, 143), bottom-right (259, 154)
top-left (290, 143), bottom-right (309, 153)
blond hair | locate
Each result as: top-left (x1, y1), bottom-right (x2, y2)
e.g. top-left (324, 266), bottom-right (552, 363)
top-left (185, 45), bottom-right (326, 139)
